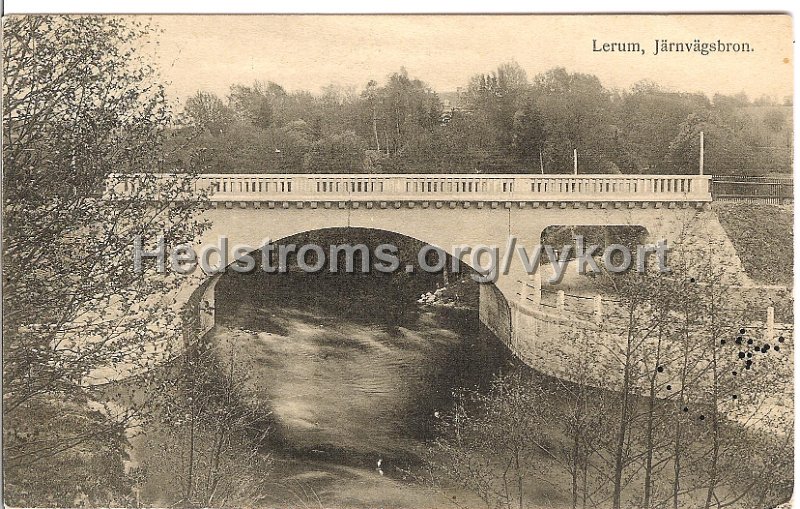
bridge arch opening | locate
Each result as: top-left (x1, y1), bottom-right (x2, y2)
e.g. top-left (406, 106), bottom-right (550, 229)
top-left (197, 226), bottom-right (513, 351)
top-left (540, 224), bottom-right (649, 248)
top-left (188, 227), bottom-right (515, 465)
top-left (539, 224), bottom-right (650, 290)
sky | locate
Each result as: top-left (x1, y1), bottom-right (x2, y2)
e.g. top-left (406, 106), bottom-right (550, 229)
top-left (140, 15), bottom-right (793, 103)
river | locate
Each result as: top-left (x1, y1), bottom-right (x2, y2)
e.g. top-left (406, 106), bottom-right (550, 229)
top-left (207, 268), bottom-right (512, 507)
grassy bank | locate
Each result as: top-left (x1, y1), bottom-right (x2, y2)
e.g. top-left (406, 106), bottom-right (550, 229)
top-left (714, 203), bottom-right (793, 286)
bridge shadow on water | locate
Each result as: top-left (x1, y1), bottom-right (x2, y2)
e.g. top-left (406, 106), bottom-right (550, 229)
top-left (205, 229), bottom-right (517, 506)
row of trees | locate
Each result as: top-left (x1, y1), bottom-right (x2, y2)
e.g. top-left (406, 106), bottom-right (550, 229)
top-left (423, 243), bottom-right (793, 509)
top-left (169, 63), bottom-right (792, 175)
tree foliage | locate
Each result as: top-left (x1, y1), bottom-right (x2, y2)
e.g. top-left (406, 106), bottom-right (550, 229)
top-left (185, 91), bottom-right (235, 136)
top-left (169, 63), bottom-right (790, 175)
top-left (425, 245), bottom-right (793, 509)
top-left (3, 15), bottom-right (208, 505)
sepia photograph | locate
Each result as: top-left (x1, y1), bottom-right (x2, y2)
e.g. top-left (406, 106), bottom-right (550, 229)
top-left (1, 12), bottom-right (795, 508)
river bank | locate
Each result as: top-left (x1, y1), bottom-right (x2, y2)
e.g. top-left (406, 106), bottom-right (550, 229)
top-left (101, 259), bottom-right (791, 508)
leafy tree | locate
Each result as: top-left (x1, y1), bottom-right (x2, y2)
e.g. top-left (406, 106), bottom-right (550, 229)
top-left (616, 81), bottom-right (710, 173)
top-left (316, 83), bottom-right (360, 138)
top-left (406, 112), bottom-right (499, 173)
top-left (303, 131), bottom-right (367, 173)
top-left (185, 91), bottom-right (235, 136)
top-left (712, 91), bottom-right (750, 108)
top-left (3, 15), bottom-right (208, 504)
top-left (532, 68), bottom-right (617, 173)
top-left (465, 61), bottom-right (530, 155)
top-left (376, 68), bottom-right (442, 156)
top-left (666, 110), bottom-right (755, 174)
top-left (228, 81), bottom-right (286, 129)
top-left (763, 108), bottom-right (787, 132)
top-left (362, 79), bottom-right (382, 151)
top-left (512, 99), bottom-right (546, 170)
top-left (184, 120), bottom-right (310, 173)
top-left (171, 63), bottom-right (787, 175)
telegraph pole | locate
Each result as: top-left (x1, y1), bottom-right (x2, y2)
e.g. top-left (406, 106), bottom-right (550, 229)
top-left (573, 149), bottom-right (578, 175)
top-left (699, 131), bottom-right (704, 175)
top-left (539, 149), bottom-right (544, 174)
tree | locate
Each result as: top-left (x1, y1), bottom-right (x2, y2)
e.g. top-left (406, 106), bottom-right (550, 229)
top-left (228, 81), bottom-right (286, 128)
top-left (532, 68), bottom-right (617, 173)
top-left (712, 91), bottom-right (750, 109)
top-left (616, 82), bottom-right (710, 172)
top-left (185, 91), bottom-right (234, 136)
top-left (426, 372), bottom-right (555, 509)
top-left (417, 226), bottom-right (792, 509)
top-left (464, 61), bottom-right (530, 166)
top-left (666, 110), bottom-right (756, 174)
top-left (362, 79), bottom-right (382, 151)
top-left (762, 108), bottom-right (787, 132)
top-left (511, 99), bottom-right (546, 169)
top-left (375, 68), bottom-right (442, 156)
top-left (140, 343), bottom-right (273, 507)
top-left (303, 131), bottom-right (367, 173)
top-left (594, 237), bottom-right (793, 509)
top-left (548, 330), bottom-right (612, 509)
top-left (3, 15), bottom-right (208, 505)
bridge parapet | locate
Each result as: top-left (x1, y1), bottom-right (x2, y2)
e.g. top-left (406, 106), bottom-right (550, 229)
top-left (507, 292), bottom-right (792, 407)
top-left (110, 173), bottom-right (712, 203)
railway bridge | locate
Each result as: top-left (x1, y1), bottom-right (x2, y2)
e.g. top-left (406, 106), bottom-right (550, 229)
top-left (112, 172), bottom-right (767, 386)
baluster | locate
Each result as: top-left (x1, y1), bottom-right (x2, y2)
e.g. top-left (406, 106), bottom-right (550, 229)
top-left (529, 271), bottom-right (541, 306)
top-left (764, 306), bottom-right (775, 342)
top-left (594, 295), bottom-right (603, 324)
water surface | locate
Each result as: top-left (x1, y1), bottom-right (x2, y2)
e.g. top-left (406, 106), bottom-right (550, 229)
top-left (211, 270), bottom-right (512, 507)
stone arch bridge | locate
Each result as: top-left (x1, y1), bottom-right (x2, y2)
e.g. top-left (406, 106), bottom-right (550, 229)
top-left (119, 172), bottom-right (761, 385)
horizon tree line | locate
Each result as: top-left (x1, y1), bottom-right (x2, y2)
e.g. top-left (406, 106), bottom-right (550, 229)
top-left (169, 63), bottom-right (792, 176)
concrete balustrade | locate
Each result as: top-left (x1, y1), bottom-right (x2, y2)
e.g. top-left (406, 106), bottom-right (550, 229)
top-left (109, 173), bottom-right (713, 203)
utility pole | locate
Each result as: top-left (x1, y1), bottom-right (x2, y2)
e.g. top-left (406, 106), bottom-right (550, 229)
top-left (372, 109), bottom-right (381, 152)
top-left (539, 149), bottom-right (545, 174)
top-left (366, 80), bottom-right (381, 152)
top-left (573, 149), bottom-right (578, 175)
top-left (699, 131), bottom-right (704, 175)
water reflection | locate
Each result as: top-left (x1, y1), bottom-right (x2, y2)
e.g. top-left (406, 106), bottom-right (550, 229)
top-left (211, 269), bottom-right (511, 506)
